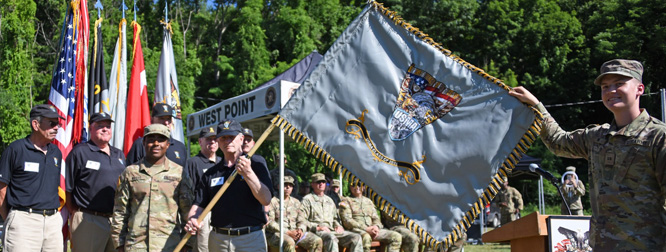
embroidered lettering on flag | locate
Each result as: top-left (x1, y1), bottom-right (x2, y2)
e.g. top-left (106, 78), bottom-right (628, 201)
top-left (271, 2), bottom-right (542, 251)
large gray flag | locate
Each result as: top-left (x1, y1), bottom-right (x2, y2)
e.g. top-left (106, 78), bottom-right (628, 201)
top-left (273, 2), bottom-right (542, 250)
top-left (155, 25), bottom-right (184, 143)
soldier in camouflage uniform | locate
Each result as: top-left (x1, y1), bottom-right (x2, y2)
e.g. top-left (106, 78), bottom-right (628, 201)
top-left (510, 59), bottom-right (666, 250)
top-left (111, 124), bottom-right (194, 251)
top-left (497, 176), bottom-right (523, 225)
top-left (267, 176), bottom-right (323, 252)
top-left (380, 212), bottom-right (465, 252)
top-left (301, 173), bottom-right (363, 252)
top-left (339, 182), bottom-right (401, 252)
top-left (560, 166), bottom-right (586, 215)
top-left (381, 212), bottom-right (419, 252)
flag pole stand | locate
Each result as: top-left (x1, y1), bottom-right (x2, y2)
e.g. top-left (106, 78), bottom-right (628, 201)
top-left (173, 121), bottom-right (277, 252)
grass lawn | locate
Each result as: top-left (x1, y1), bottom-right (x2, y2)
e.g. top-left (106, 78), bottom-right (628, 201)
top-left (464, 243), bottom-right (511, 252)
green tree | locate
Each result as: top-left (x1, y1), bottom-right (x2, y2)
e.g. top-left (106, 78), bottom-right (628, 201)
top-left (0, 0), bottom-right (37, 152)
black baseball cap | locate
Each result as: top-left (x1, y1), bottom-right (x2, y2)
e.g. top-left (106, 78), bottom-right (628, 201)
top-left (89, 112), bottom-right (114, 123)
top-left (242, 128), bottom-right (254, 138)
top-left (217, 119), bottom-right (243, 137)
top-left (30, 104), bottom-right (63, 119)
top-left (199, 126), bottom-right (217, 138)
top-left (151, 103), bottom-right (174, 117)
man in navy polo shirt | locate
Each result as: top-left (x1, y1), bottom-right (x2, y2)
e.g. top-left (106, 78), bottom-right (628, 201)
top-left (66, 112), bottom-right (126, 252)
top-left (184, 119), bottom-right (274, 252)
top-left (126, 103), bottom-right (188, 167)
top-left (186, 126), bottom-right (221, 252)
top-left (0, 104), bottom-right (64, 251)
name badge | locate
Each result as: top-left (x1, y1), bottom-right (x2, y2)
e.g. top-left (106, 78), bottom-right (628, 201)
top-left (210, 177), bottom-right (224, 187)
top-left (24, 162), bottom-right (39, 173)
top-left (86, 160), bottom-right (101, 170)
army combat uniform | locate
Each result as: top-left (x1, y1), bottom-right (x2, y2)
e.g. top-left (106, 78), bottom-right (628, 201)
top-left (536, 103), bottom-right (666, 250)
top-left (267, 196), bottom-right (323, 252)
top-left (497, 185), bottom-right (523, 225)
top-left (111, 158), bottom-right (194, 251)
top-left (301, 193), bottom-right (363, 252)
top-left (339, 196), bottom-right (401, 252)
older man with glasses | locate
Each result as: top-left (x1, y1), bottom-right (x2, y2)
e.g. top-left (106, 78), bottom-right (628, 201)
top-left (0, 104), bottom-right (65, 251)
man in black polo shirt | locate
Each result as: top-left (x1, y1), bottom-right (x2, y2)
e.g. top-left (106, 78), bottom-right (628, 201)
top-left (66, 112), bottom-right (126, 252)
top-left (126, 103), bottom-right (188, 166)
top-left (186, 126), bottom-right (221, 252)
top-left (0, 104), bottom-right (64, 251)
top-left (185, 119), bottom-right (274, 252)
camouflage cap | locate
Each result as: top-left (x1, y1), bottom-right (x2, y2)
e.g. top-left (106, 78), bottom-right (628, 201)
top-left (594, 59), bottom-right (643, 85)
top-left (566, 166), bottom-right (576, 173)
top-left (284, 176), bottom-right (295, 185)
top-left (144, 123), bottom-right (171, 138)
top-left (311, 173), bottom-right (326, 183)
top-left (331, 179), bottom-right (341, 188)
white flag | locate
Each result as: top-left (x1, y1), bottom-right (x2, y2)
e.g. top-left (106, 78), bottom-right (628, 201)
top-left (155, 26), bottom-right (184, 142)
top-left (109, 19), bottom-right (128, 148)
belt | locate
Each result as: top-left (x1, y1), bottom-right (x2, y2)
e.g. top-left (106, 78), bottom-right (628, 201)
top-left (212, 226), bottom-right (263, 236)
top-left (79, 208), bottom-right (113, 218)
top-left (13, 207), bottom-right (58, 216)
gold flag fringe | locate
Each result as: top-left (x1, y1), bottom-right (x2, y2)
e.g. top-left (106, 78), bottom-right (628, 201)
top-left (271, 1), bottom-right (544, 250)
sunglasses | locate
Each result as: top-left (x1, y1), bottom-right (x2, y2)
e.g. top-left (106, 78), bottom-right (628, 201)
top-left (41, 119), bottom-right (60, 128)
top-left (314, 181), bottom-right (327, 184)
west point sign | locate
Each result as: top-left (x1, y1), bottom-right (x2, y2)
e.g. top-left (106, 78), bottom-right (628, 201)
top-left (187, 80), bottom-right (301, 138)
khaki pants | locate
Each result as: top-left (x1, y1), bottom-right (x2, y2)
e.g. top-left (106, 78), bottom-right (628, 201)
top-left (3, 209), bottom-right (64, 252)
top-left (209, 229), bottom-right (267, 252)
top-left (70, 211), bottom-right (115, 252)
top-left (193, 212), bottom-right (212, 252)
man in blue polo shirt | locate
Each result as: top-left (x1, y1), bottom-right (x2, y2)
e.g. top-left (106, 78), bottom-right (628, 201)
top-left (66, 112), bottom-right (126, 252)
top-left (126, 103), bottom-right (188, 167)
top-left (186, 126), bottom-right (221, 252)
top-left (184, 119), bottom-right (274, 252)
top-left (0, 104), bottom-right (64, 251)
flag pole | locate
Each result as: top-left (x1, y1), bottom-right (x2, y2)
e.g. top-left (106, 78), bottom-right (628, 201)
top-left (173, 121), bottom-right (277, 252)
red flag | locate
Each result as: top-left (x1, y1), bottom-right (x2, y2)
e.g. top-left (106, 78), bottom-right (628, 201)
top-left (124, 21), bottom-right (150, 155)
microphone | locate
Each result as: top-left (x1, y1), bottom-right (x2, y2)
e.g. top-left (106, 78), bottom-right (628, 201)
top-left (529, 163), bottom-right (557, 183)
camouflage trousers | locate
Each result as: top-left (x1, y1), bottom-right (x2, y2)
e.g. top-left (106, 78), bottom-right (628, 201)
top-left (315, 230), bottom-right (363, 252)
top-left (500, 211), bottom-right (518, 225)
top-left (421, 232), bottom-right (465, 252)
top-left (267, 231), bottom-right (323, 252)
top-left (358, 229), bottom-right (401, 252)
top-left (388, 226), bottom-right (419, 252)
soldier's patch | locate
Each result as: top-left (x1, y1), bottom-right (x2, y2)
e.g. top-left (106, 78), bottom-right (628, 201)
top-left (175, 151), bottom-right (181, 159)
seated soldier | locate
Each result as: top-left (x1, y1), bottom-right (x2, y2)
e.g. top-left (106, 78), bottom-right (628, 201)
top-left (301, 173), bottom-right (363, 252)
top-left (339, 182), bottom-right (401, 252)
top-left (267, 176), bottom-right (323, 252)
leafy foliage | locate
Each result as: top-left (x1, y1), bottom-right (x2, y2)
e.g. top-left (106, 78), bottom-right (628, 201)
top-left (1, 0), bottom-right (665, 211)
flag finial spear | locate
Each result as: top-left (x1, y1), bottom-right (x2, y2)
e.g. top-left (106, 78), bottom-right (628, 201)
top-left (94, 0), bottom-right (103, 20)
top-left (133, 0), bottom-right (137, 21)
top-left (121, 0), bottom-right (128, 19)
top-left (164, 2), bottom-right (169, 23)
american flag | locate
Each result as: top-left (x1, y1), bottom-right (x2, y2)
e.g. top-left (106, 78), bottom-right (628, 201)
top-left (47, 0), bottom-right (89, 243)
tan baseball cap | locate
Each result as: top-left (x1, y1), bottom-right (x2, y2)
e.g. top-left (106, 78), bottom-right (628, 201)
top-left (594, 59), bottom-right (643, 85)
